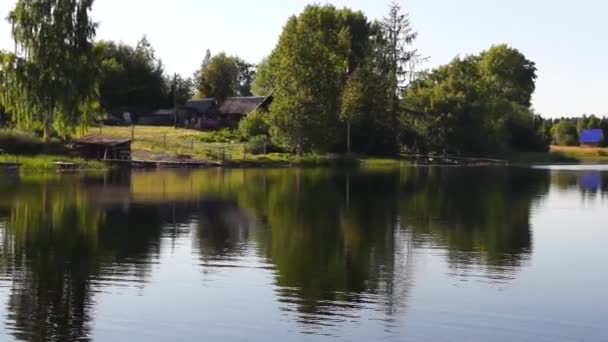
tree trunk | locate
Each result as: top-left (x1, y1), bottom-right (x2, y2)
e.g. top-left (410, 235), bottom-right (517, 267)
top-left (347, 121), bottom-right (351, 155)
top-left (43, 104), bottom-right (53, 141)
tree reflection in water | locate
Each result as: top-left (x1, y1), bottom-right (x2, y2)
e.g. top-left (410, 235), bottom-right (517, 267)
top-left (399, 167), bottom-right (550, 274)
top-left (0, 167), bottom-right (556, 340)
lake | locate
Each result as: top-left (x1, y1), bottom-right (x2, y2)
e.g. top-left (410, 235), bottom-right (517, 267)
top-left (0, 167), bottom-right (606, 341)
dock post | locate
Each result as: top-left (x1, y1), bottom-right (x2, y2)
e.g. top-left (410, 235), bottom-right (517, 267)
top-left (131, 125), bottom-right (135, 140)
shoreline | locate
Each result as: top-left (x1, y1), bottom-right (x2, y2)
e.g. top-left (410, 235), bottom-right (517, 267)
top-left (2, 152), bottom-right (604, 172)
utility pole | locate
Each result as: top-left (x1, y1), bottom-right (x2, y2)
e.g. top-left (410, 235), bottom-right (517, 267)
top-left (173, 73), bottom-right (178, 129)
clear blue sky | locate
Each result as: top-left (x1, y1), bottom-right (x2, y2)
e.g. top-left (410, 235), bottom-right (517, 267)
top-left (0, 0), bottom-right (605, 118)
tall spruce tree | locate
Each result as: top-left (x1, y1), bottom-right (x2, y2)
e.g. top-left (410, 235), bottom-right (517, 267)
top-left (381, 1), bottom-right (424, 149)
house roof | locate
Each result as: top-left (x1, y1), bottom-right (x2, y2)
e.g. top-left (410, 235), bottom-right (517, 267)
top-left (219, 96), bottom-right (270, 115)
top-left (76, 134), bottom-right (132, 147)
top-left (185, 99), bottom-right (216, 114)
top-left (580, 129), bottom-right (604, 144)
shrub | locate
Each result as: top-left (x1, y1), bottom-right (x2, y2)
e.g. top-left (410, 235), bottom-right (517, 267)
top-left (0, 129), bottom-right (46, 154)
top-left (238, 110), bottom-right (269, 139)
top-left (246, 135), bottom-right (281, 155)
top-left (198, 129), bottom-right (240, 143)
top-left (0, 129), bottom-right (71, 155)
top-left (550, 121), bottom-right (579, 146)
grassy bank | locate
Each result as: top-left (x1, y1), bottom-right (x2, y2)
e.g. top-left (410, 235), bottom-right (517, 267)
top-left (93, 126), bottom-right (245, 160)
top-left (549, 145), bottom-right (608, 161)
top-left (507, 146), bottom-right (608, 164)
top-left (0, 129), bottom-right (107, 170)
top-left (6, 126), bottom-right (603, 170)
top-left (0, 154), bottom-right (107, 170)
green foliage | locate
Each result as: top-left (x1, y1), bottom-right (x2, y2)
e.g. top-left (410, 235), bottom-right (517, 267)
top-left (246, 135), bottom-right (273, 155)
top-left (340, 69), bottom-right (365, 125)
top-left (166, 74), bottom-right (194, 107)
top-left (506, 112), bottom-right (549, 152)
top-left (0, 104), bottom-right (9, 126)
top-left (251, 57), bottom-right (275, 96)
top-left (477, 44), bottom-right (537, 106)
top-left (1, 0), bottom-right (99, 139)
top-left (266, 6), bottom-right (360, 152)
top-left (96, 38), bottom-right (167, 112)
top-left (546, 115), bottom-right (608, 147)
top-left (238, 110), bottom-right (270, 139)
top-left (194, 52), bottom-right (254, 102)
top-left (550, 120), bottom-right (579, 146)
top-left (254, 3), bottom-right (420, 155)
top-left (402, 44), bottom-right (543, 156)
top-left (0, 129), bottom-right (47, 154)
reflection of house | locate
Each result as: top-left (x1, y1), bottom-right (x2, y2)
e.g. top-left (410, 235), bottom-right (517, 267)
top-left (580, 129), bottom-right (604, 147)
top-left (580, 172), bottom-right (602, 191)
top-left (76, 134), bottom-right (132, 160)
top-left (182, 95), bottom-right (273, 129)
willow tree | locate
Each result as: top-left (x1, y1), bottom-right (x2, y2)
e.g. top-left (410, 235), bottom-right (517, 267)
top-left (0, 0), bottom-right (99, 139)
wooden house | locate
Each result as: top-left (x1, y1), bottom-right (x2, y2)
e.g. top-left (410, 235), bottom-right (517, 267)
top-left (218, 96), bottom-right (273, 127)
top-left (183, 99), bottom-right (219, 129)
top-left (579, 129), bottom-right (604, 147)
top-left (137, 109), bottom-right (176, 126)
top-left (75, 134), bottom-right (132, 160)
top-left (183, 95), bottom-right (273, 129)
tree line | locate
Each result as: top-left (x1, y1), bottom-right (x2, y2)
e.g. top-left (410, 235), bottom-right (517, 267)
top-left (0, 0), bottom-right (585, 157)
top-left (0, 0), bottom-right (258, 139)
top-left (543, 115), bottom-right (608, 146)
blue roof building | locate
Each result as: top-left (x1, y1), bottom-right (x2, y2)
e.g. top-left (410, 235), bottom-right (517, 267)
top-left (579, 129), bottom-right (604, 146)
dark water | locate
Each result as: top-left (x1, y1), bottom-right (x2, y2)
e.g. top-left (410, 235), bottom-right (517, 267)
top-left (0, 166), bottom-right (606, 341)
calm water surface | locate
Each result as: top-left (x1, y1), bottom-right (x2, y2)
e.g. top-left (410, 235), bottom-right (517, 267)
top-left (0, 167), bottom-right (606, 341)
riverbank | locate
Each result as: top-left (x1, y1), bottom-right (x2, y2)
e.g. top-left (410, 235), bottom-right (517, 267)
top-left (507, 146), bottom-right (608, 165)
top-left (0, 151), bottom-right (596, 171)
top-left (3, 128), bottom-right (608, 170)
top-left (0, 154), bottom-right (107, 170)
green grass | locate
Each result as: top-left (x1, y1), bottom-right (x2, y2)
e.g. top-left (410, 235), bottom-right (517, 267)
top-left (224, 153), bottom-right (360, 167)
top-left (0, 154), bottom-right (107, 170)
top-left (360, 158), bottom-right (409, 169)
top-left (91, 125), bottom-right (246, 160)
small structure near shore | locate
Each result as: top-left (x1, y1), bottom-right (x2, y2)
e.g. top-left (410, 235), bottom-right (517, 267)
top-left (54, 161), bottom-right (82, 171)
top-left (75, 134), bottom-right (132, 160)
